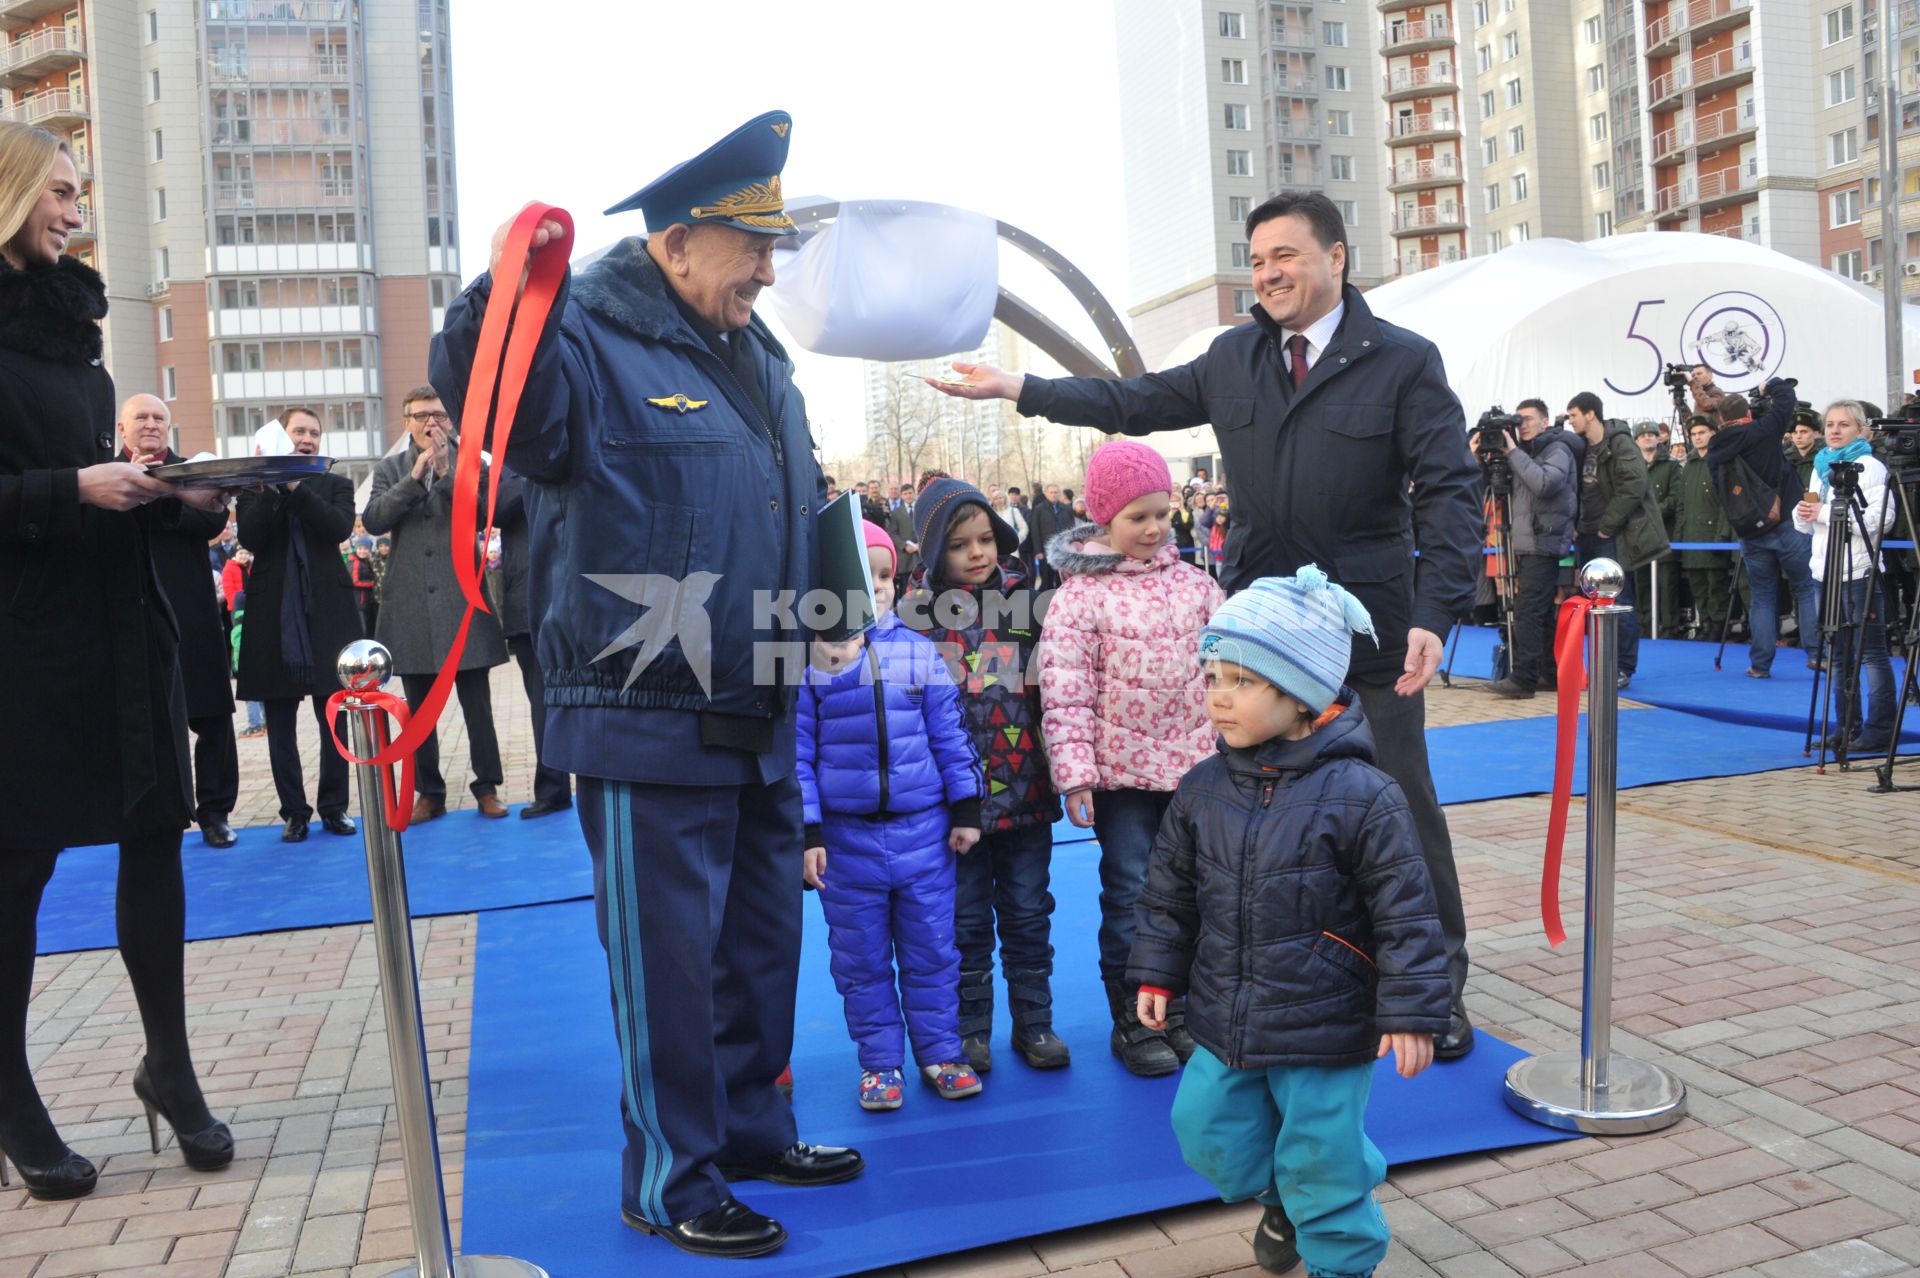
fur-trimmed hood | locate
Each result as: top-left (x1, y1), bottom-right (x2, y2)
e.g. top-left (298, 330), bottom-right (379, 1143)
top-left (1045, 521), bottom-right (1185, 577)
top-left (0, 254), bottom-right (106, 364)
top-left (570, 235), bottom-right (791, 364)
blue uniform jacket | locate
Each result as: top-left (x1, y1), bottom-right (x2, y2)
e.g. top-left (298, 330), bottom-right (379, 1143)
top-left (429, 237), bottom-right (824, 732)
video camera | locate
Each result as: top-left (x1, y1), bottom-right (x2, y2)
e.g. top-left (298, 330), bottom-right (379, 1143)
top-left (1746, 377), bottom-right (1800, 417)
top-left (1870, 392), bottom-right (1920, 467)
top-left (1662, 363), bottom-right (1693, 396)
top-left (1474, 408), bottom-right (1521, 461)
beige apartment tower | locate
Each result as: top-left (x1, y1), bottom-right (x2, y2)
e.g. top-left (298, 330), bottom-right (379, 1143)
top-left (0, 0), bottom-right (459, 483)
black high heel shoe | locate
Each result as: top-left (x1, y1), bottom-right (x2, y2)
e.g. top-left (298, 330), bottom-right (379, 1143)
top-left (131, 1058), bottom-right (233, 1171)
top-left (0, 1145), bottom-right (97, 1200)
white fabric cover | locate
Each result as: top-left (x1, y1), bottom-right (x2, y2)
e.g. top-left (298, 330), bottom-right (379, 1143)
top-left (763, 201), bottom-right (999, 360)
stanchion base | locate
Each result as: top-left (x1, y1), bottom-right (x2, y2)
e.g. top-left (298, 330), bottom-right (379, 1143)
top-left (1503, 1051), bottom-right (1688, 1135)
top-left (380, 1257), bottom-right (548, 1278)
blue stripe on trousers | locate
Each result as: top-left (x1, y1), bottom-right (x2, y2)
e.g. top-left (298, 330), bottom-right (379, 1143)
top-left (605, 780), bottom-right (671, 1225)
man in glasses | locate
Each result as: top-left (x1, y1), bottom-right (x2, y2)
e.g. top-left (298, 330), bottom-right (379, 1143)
top-left (361, 385), bottom-right (511, 820)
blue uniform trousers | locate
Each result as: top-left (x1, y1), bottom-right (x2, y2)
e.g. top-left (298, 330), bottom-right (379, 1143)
top-left (578, 775), bottom-right (802, 1226)
top-left (1171, 1048), bottom-right (1390, 1278)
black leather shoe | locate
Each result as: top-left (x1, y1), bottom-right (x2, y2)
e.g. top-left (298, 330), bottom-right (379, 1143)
top-left (519, 798), bottom-right (572, 819)
top-left (718, 1141), bottom-right (865, 1187)
top-left (621, 1199), bottom-right (786, 1258)
top-left (1252, 1202), bottom-right (1300, 1274)
top-left (200, 818), bottom-right (237, 849)
top-left (281, 816), bottom-right (309, 843)
top-left (320, 812), bottom-right (356, 837)
top-left (1434, 997), bottom-right (1476, 1061)
top-left (0, 1146), bottom-right (97, 1201)
top-left (132, 1058), bottom-right (233, 1172)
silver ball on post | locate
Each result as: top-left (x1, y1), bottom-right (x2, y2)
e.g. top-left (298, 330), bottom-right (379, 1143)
top-left (337, 639), bottom-right (393, 695)
top-left (1578, 557), bottom-right (1626, 602)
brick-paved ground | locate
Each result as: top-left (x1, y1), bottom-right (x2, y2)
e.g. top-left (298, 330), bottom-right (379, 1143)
top-left (9, 664), bottom-right (1920, 1278)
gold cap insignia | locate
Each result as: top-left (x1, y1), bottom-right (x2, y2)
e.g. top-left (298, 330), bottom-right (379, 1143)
top-left (770, 121), bottom-right (790, 138)
top-left (690, 175), bottom-right (794, 231)
top-left (646, 394), bottom-right (710, 414)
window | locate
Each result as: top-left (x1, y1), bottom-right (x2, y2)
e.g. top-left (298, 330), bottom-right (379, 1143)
top-left (1480, 90), bottom-right (1497, 117)
top-left (1505, 78), bottom-right (1523, 107)
top-left (1831, 188), bottom-right (1862, 225)
top-left (148, 68), bottom-right (161, 102)
top-left (1473, 0), bottom-right (1489, 26)
top-left (1334, 200), bottom-right (1357, 225)
top-left (1502, 32), bottom-right (1519, 60)
top-left (1483, 136), bottom-right (1498, 164)
top-left (1828, 67), bottom-right (1857, 105)
top-left (1330, 154), bottom-right (1355, 180)
top-left (161, 366), bottom-right (176, 400)
top-left (1229, 195), bottom-right (1252, 221)
top-left (1231, 242), bottom-right (1251, 268)
top-left (1485, 182), bottom-right (1501, 211)
top-left (145, 9), bottom-right (157, 42)
top-left (1327, 109), bottom-right (1352, 135)
top-left (1584, 15), bottom-right (1602, 44)
top-left (1593, 161), bottom-right (1611, 189)
top-left (1226, 149), bottom-right (1251, 176)
top-left (1477, 44), bottom-right (1492, 73)
top-left (1595, 210), bottom-right (1614, 237)
top-left (1488, 229), bottom-right (1504, 252)
top-left (1868, 176), bottom-right (1882, 205)
top-left (1224, 103), bottom-right (1249, 129)
top-left (1517, 222), bottom-right (1531, 241)
top-left (155, 246), bottom-right (169, 279)
top-left (1590, 113), bottom-right (1608, 142)
top-left (1512, 171), bottom-right (1529, 201)
top-left (1835, 248), bottom-right (1863, 279)
top-left (1587, 65), bottom-right (1605, 93)
top-left (1324, 66), bottom-right (1349, 90)
top-left (1322, 20), bottom-right (1348, 46)
top-left (159, 306), bottom-right (173, 341)
top-left (1508, 125), bottom-right (1525, 154)
top-left (150, 130), bottom-right (163, 162)
top-left (1222, 58), bottom-right (1246, 84)
top-left (1218, 11), bottom-right (1243, 37)
top-left (153, 188), bottom-right (166, 220)
top-left (1825, 5), bottom-right (1854, 44)
top-left (1233, 289), bottom-right (1257, 316)
top-left (1832, 127), bottom-right (1860, 165)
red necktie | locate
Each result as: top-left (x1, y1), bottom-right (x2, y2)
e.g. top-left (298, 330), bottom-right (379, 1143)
top-left (1288, 334), bottom-right (1311, 391)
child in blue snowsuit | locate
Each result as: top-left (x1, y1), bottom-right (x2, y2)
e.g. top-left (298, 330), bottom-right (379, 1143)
top-left (1130, 571), bottom-right (1452, 1278)
top-left (799, 522), bottom-right (986, 1111)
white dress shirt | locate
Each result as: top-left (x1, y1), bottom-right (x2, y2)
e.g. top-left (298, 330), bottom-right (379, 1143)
top-left (1282, 301), bottom-right (1346, 379)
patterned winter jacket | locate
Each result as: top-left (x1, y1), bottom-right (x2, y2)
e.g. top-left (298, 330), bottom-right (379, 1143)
top-left (899, 562), bottom-right (1060, 834)
top-left (1037, 524), bottom-right (1225, 795)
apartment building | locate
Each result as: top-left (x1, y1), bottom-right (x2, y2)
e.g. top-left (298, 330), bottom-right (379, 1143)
top-left (0, 0), bottom-right (459, 482)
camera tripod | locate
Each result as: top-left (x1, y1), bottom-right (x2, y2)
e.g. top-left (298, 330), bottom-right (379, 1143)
top-left (1803, 462), bottom-right (1894, 773)
top-left (1441, 465), bottom-right (1518, 687)
top-left (1869, 464), bottom-right (1920, 792)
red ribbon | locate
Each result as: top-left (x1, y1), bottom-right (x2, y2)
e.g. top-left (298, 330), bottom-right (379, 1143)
top-left (328, 203), bottom-right (575, 830)
top-left (1539, 595), bottom-right (1597, 947)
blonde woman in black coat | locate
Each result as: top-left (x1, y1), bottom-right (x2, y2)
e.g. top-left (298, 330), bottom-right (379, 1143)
top-left (0, 123), bottom-right (233, 1200)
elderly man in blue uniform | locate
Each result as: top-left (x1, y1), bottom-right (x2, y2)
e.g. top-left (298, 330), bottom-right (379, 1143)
top-left (933, 192), bottom-right (1484, 1060)
top-left (430, 112), bottom-right (858, 1259)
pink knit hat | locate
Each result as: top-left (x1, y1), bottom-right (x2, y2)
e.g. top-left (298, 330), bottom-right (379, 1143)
top-left (1084, 440), bottom-right (1173, 526)
top-left (862, 519), bottom-right (896, 576)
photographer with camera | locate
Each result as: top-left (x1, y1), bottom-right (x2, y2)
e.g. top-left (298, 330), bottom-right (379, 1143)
top-left (1480, 400), bottom-right (1580, 699)
top-left (1567, 393), bottom-right (1671, 689)
top-left (1794, 401), bottom-right (1897, 752)
top-left (1705, 379), bottom-right (1819, 679)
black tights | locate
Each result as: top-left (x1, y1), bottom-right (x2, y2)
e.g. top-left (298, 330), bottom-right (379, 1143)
top-left (0, 834), bottom-right (212, 1165)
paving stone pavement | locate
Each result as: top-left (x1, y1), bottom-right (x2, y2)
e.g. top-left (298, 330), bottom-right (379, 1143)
top-left (9, 665), bottom-right (1920, 1277)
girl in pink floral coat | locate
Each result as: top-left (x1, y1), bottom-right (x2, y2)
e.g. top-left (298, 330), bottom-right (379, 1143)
top-left (1036, 441), bottom-right (1224, 1076)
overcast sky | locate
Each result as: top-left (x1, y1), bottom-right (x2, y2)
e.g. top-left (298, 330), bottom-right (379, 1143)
top-left (446, 0), bottom-right (1129, 458)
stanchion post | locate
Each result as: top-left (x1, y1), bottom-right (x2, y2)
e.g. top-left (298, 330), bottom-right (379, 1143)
top-left (1503, 562), bottom-right (1688, 1135)
top-left (336, 642), bottom-right (548, 1278)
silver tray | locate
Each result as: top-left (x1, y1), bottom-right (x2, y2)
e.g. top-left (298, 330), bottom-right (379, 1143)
top-left (147, 455), bottom-right (336, 488)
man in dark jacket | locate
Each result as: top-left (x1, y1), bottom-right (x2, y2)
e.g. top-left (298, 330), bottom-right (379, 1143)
top-left (931, 192), bottom-right (1482, 1058)
top-left (430, 111), bottom-right (859, 1258)
top-left (1566, 394), bottom-right (1670, 687)
top-left (1707, 380), bottom-right (1818, 677)
top-left (493, 466), bottom-right (570, 818)
top-left (118, 394), bottom-right (239, 847)
top-left (1027, 483), bottom-right (1072, 588)
top-left (1634, 422), bottom-right (1681, 639)
top-left (234, 408), bottom-right (361, 842)
top-left (361, 387), bottom-right (509, 822)
top-left (886, 481), bottom-right (919, 589)
top-left (1482, 399), bottom-right (1578, 699)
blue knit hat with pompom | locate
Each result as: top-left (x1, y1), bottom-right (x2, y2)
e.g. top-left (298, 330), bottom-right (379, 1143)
top-left (1197, 566), bottom-right (1377, 713)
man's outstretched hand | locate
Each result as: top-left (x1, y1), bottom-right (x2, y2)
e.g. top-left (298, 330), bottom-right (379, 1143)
top-left (925, 362), bottom-right (1024, 402)
top-left (1396, 627), bottom-right (1444, 696)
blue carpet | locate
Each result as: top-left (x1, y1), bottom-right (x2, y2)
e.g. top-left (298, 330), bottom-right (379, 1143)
top-left (463, 854), bottom-right (1577, 1278)
top-left (33, 804), bottom-right (594, 957)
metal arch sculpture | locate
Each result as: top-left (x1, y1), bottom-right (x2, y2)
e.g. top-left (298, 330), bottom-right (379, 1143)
top-left (784, 197), bottom-right (1146, 381)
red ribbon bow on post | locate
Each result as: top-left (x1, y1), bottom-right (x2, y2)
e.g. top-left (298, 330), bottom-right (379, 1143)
top-left (1539, 593), bottom-right (1597, 947)
top-left (327, 203), bottom-right (575, 831)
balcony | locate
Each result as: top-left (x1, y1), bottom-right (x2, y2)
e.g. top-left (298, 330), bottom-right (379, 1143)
top-left (1694, 101), bottom-right (1757, 151)
top-left (1383, 63), bottom-right (1456, 101)
top-left (1652, 117), bottom-right (1693, 165)
top-left (1391, 203), bottom-right (1466, 234)
top-left (1648, 63), bottom-right (1691, 108)
top-left (204, 0), bottom-right (356, 23)
top-left (1271, 75), bottom-right (1318, 97)
top-left (207, 53), bottom-right (351, 82)
top-left (1654, 183), bottom-right (1690, 221)
top-left (1396, 248), bottom-right (1464, 275)
top-left (1697, 162), bottom-right (1753, 209)
top-left (0, 88), bottom-right (88, 130)
top-left (1391, 109), bottom-right (1460, 143)
top-left (0, 26), bottom-right (85, 89)
top-left (1378, 0), bottom-right (1430, 12)
top-left (1381, 17), bottom-right (1451, 53)
top-left (1388, 156), bottom-right (1461, 191)
top-left (1645, 0), bottom-right (1752, 54)
top-left (212, 177), bottom-right (358, 209)
top-left (211, 117), bottom-right (355, 146)
top-left (1692, 45), bottom-right (1754, 94)
top-left (1271, 167), bottom-right (1325, 190)
top-left (67, 203), bottom-right (93, 242)
top-left (0, 0), bottom-right (76, 22)
top-left (1270, 28), bottom-right (1315, 50)
top-left (1273, 124), bottom-right (1321, 143)
top-left (1701, 219), bottom-right (1761, 240)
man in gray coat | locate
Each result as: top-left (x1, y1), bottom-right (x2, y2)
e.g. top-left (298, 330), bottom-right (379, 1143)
top-left (1482, 398), bottom-right (1579, 699)
top-left (361, 386), bottom-right (509, 821)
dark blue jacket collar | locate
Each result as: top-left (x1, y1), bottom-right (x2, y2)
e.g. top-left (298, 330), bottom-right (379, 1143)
top-left (1221, 688), bottom-right (1376, 776)
top-left (571, 235), bottom-right (793, 365)
top-left (1249, 282), bottom-right (1382, 361)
